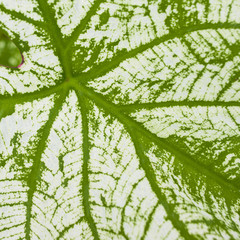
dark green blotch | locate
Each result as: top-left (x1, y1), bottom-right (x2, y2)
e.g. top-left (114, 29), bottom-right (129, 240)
top-left (99, 11), bottom-right (110, 25)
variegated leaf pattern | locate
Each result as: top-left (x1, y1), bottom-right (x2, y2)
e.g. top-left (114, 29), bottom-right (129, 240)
top-left (0, 0), bottom-right (240, 239)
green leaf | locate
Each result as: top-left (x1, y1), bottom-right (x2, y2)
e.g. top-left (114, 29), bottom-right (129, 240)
top-left (0, 0), bottom-right (240, 239)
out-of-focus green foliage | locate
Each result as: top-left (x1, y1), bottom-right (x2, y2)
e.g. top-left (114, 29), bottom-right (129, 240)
top-left (0, 30), bottom-right (22, 67)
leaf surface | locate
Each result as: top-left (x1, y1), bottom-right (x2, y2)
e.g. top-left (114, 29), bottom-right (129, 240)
top-left (0, 0), bottom-right (240, 239)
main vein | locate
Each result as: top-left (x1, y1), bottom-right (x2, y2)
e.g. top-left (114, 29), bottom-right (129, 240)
top-left (118, 100), bottom-right (240, 112)
top-left (0, 83), bottom-right (64, 106)
top-left (0, 4), bottom-right (46, 29)
top-left (35, 0), bottom-right (71, 78)
top-left (77, 94), bottom-right (100, 240)
top-left (73, 22), bottom-right (240, 82)
top-left (25, 92), bottom-right (66, 240)
top-left (129, 130), bottom-right (196, 240)
top-left (71, 81), bottom-right (240, 198)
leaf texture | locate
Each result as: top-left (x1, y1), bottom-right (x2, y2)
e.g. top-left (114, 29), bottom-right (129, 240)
top-left (0, 0), bottom-right (240, 239)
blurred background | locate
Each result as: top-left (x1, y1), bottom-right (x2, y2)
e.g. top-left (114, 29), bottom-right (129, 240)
top-left (0, 30), bottom-right (22, 68)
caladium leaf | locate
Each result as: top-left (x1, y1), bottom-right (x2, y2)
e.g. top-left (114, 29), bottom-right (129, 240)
top-left (0, 0), bottom-right (240, 239)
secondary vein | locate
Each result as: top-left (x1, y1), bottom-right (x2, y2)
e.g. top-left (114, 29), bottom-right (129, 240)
top-left (65, 0), bottom-right (105, 50)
